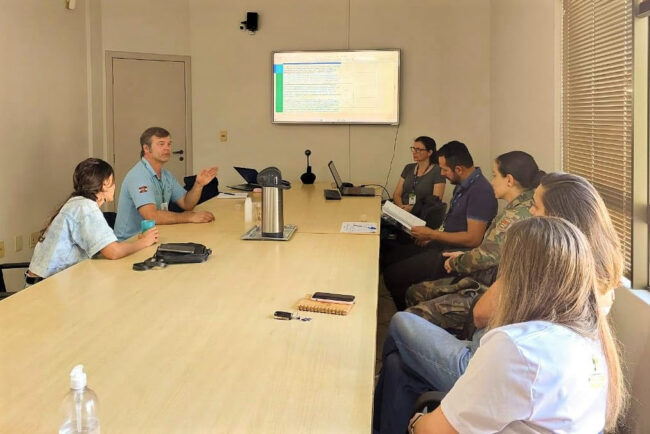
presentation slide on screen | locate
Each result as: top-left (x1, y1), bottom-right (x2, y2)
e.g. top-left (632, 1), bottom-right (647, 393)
top-left (273, 50), bottom-right (399, 124)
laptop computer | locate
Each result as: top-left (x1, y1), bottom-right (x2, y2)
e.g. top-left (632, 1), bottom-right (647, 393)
top-left (227, 167), bottom-right (260, 191)
top-left (328, 161), bottom-right (375, 197)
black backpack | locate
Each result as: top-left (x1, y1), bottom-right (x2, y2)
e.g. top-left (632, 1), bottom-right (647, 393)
top-left (133, 243), bottom-right (211, 271)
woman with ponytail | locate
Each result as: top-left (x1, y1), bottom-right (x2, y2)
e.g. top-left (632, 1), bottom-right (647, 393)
top-left (406, 217), bottom-right (626, 433)
top-left (374, 172), bottom-right (626, 433)
top-left (26, 158), bottom-right (158, 284)
top-left (404, 151), bottom-right (545, 323)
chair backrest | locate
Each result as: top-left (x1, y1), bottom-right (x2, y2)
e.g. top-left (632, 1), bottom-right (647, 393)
top-left (169, 175), bottom-right (220, 213)
top-left (103, 211), bottom-right (117, 229)
top-left (0, 262), bottom-right (30, 296)
top-left (412, 195), bottom-right (447, 229)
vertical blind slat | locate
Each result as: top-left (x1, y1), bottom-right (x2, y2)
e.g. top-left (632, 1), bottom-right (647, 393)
top-left (562, 0), bottom-right (633, 277)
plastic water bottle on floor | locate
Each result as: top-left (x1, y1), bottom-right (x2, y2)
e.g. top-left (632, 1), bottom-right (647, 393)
top-left (59, 365), bottom-right (100, 434)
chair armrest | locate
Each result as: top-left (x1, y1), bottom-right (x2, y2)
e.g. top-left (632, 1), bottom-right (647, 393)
top-left (0, 262), bottom-right (30, 294)
top-left (0, 262), bottom-right (30, 270)
top-left (459, 292), bottom-right (484, 340)
top-left (413, 390), bottom-right (447, 414)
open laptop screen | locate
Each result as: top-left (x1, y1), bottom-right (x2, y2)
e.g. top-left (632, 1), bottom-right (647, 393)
top-left (234, 167), bottom-right (259, 185)
top-left (328, 161), bottom-right (344, 191)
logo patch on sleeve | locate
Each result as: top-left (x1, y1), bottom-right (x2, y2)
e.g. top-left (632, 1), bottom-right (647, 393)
top-left (497, 218), bottom-right (512, 230)
top-left (138, 185), bottom-right (148, 194)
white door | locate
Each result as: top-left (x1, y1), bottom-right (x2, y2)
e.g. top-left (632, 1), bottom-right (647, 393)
top-left (109, 54), bottom-right (192, 204)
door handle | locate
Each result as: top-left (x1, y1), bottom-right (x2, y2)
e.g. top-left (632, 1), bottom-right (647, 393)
top-left (172, 150), bottom-right (184, 155)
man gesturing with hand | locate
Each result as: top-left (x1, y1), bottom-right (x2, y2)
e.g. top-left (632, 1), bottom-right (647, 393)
top-left (115, 126), bottom-right (218, 240)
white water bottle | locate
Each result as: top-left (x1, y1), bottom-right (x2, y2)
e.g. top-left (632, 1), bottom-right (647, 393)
top-left (244, 196), bottom-right (253, 228)
top-left (59, 365), bottom-right (100, 434)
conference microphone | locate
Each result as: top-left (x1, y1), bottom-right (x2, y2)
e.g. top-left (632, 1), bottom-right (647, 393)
top-left (300, 149), bottom-right (316, 184)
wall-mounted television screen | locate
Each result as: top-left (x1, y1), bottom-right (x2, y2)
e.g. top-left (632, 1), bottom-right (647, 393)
top-left (272, 49), bottom-right (400, 125)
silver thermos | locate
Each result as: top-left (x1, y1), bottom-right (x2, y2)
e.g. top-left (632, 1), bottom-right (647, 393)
top-left (257, 167), bottom-right (291, 238)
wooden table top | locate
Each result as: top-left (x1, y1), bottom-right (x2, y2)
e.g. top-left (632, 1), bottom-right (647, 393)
top-left (0, 183), bottom-right (381, 433)
top-left (208, 182), bottom-right (382, 234)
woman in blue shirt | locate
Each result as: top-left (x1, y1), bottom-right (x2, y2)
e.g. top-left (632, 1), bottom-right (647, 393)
top-left (27, 158), bottom-right (158, 283)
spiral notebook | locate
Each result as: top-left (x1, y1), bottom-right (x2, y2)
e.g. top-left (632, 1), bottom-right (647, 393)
top-left (296, 297), bottom-right (355, 315)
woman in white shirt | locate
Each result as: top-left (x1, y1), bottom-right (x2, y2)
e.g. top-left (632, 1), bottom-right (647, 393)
top-left (407, 217), bottom-right (627, 433)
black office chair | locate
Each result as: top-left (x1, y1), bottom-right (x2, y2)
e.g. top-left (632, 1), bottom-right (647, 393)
top-left (103, 211), bottom-right (117, 229)
top-left (414, 390), bottom-right (447, 414)
top-left (412, 195), bottom-right (447, 229)
top-left (0, 262), bottom-right (30, 299)
top-left (169, 175), bottom-right (220, 213)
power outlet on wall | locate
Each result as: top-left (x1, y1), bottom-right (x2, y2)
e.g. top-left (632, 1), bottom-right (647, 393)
top-left (0, 241), bottom-right (4, 259)
top-left (29, 232), bottom-right (40, 249)
top-left (15, 235), bottom-right (23, 252)
top-left (219, 130), bottom-right (228, 142)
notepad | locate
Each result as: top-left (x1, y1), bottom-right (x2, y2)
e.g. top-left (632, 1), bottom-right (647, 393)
top-left (296, 297), bottom-right (355, 315)
top-left (216, 192), bottom-right (248, 199)
top-left (340, 222), bottom-right (378, 234)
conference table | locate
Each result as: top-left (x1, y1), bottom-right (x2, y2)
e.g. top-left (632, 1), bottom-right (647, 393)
top-left (0, 183), bottom-right (382, 433)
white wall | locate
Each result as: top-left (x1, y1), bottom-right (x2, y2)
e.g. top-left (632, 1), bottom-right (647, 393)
top-left (188, 0), bottom-right (492, 195)
top-left (101, 0), bottom-right (191, 55)
top-left (0, 0), bottom-right (90, 289)
top-left (489, 0), bottom-right (560, 172)
top-left (612, 289), bottom-right (650, 433)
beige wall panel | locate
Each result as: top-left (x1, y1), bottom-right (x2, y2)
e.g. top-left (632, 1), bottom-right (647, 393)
top-left (189, 0), bottom-right (351, 189)
top-left (0, 0), bottom-right (89, 290)
top-left (189, 0), bottom-right (491, 196)
top-left (101, 0), bottom-right (191, 55)
top-left (489, 0), bottom-right (559, 172)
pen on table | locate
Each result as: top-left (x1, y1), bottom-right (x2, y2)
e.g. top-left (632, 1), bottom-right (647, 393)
top-left (352, 224), bottom-right (376, 230)
top-left (220, 192), bottom-right (235, 195)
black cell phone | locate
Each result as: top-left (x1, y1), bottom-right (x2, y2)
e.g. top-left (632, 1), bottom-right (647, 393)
top-left (312, 292), bottom-right (355, 304)
top-left (273, 311), bottom-right (293, 320)
top-left (324, 189), bottom-right (342, 200)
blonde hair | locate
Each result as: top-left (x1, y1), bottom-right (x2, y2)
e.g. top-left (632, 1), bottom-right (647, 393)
top-left (491, 217), bottom-right (627, 431)
top-left (539, 172), bottom-right (623, 294)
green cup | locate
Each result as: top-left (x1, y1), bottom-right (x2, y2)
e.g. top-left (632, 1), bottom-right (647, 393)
top-left (141, 219), bottom-right (156, 233)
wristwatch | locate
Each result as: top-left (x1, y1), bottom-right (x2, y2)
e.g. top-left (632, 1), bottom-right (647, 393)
top-left (409, 413), bottom-right (424, 434)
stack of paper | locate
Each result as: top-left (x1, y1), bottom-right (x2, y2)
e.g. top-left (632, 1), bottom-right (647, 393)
top-left (381, 201), bottom-right (425, 233)
top-left (216, 192), bottom-right (248, 199)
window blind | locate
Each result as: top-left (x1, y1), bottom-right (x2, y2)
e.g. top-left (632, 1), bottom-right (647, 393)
top-left (562, 0), bottom-right (633, 275)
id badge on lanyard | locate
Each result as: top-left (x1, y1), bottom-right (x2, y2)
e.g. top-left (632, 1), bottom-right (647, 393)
top-left (408, 193), bottom-right (416, 205)
top-left (153, 176), bottom-right (168, 211)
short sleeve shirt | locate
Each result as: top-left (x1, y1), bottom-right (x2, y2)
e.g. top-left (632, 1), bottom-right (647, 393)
top-left (114, 158), bottom-right (186, 240)
top-left (441, 321), bottom-right (608, 433)
top-left (400, 163), bottom-right (445, 204)
top-left (441, 167), bottom-right (497, 233)
top-left (29, 196), bottom-right (117, 278)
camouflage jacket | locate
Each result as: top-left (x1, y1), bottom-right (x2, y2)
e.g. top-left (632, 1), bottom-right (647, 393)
top-left (448, 189), bottom-right (534, 275)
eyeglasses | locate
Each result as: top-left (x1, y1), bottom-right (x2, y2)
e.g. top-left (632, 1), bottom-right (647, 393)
top-left (410, 147), bottom-right (428, 153)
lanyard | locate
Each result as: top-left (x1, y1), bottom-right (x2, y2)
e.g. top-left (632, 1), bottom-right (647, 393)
top-left (141, 161), bottom-right (168, 204)
top-left (441, 169), bottom-right (481, 230)
top-left (412, 163), bottom-right (431, 191)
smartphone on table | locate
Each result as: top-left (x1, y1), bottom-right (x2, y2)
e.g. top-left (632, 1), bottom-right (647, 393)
top-left (311, 292), bottom-right (355, 304)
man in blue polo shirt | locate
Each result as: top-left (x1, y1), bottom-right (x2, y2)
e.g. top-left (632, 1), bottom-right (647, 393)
top-left (114, 127), bottom-right (218, 241)
top-left (383, 141), bottom-right (497, 309)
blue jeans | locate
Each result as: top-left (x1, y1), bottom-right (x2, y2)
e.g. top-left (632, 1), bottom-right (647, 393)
top-left (373, 312), bottom-right (483, 433)
top-left (373, 340), bottom-right (433, 434)
top-left (390, 312), bottom-right (482, 392)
